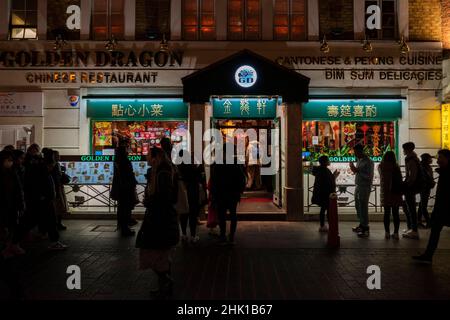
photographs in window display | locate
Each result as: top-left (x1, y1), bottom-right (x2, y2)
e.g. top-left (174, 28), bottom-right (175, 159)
top-left (92, 120), bottom-right (188, 156)
top-left (61, 161), bottom-right (150, 185)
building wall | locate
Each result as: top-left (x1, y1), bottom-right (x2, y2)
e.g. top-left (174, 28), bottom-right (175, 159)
top-left (409, 0), bottom-right (442, 41)
top-left (43, 90), bottom-right (81, 155)
top-left (319, 0), bottom-right (354, 39)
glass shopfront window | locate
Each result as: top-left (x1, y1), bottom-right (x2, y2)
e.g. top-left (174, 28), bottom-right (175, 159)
top-left (302, 120), bottom-right (396, 162)
top-left (91, 120), bottom-right (187, 156)
top-left (87, 99), bottom-right (189, 156)
top-left (302, 99), bottom-right (403, 209)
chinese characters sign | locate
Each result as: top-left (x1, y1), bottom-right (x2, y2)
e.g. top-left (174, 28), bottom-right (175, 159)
top-left (442, 104), bottom-right (450, 149)
top-left (87, 99), bottom-right (188, 120)
top-left (303, 100), bottom-right (402, 121)
top-left (0, 92), bottom-right (43, 117)
top-left (212, 98), bottom-right (277, 119)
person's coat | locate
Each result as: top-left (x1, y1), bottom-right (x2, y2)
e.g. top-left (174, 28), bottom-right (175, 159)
top-left (111, 157), bottom-right (137, 208)
top-left (210, 163), bottom-right (246, 205)
top-left (404, 152), bottom-right (422, 193)
top-left (378, 162), bottom-right (403, 207)
top-left (0, 168), bottom-right (24, 226)
top-left (137, 162), bottom-right (180, 249)
top-left (431, 167), bottom-right (450, 227)
top-left (311, 166), bottom-right (336, 207)
top-left (177, 163), bottom-right (203, 213)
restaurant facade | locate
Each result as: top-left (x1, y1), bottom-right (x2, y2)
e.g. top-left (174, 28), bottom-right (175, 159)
top-left (0, 0), bottom-right (447, 220)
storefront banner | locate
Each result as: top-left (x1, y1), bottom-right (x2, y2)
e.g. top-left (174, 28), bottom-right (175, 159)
top-left (442, 104), bottom-right (450, 149)
top-left (303, 100), bottom-right (402, 121)
top-left (212, 98), bottom-right (277, 119)
top-left (0, 92), bottom-right (43, 117)
top-left (87, 99), bottom-right (188, 120)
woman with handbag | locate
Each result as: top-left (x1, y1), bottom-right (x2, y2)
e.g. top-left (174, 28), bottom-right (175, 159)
top-left (136, 147), bottom-right (180, 299)
top-left (111, 146), bottom-right (137, 237)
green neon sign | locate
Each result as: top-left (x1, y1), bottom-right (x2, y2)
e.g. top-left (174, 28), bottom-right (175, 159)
top-left (62, 155), bottom-right (146, 162)
top-left (87, 99), bottom-right (188, 120)
top-left (303, 100), bottom-right (402, 121)
top-left (212, 98), bottom-right (277, 119)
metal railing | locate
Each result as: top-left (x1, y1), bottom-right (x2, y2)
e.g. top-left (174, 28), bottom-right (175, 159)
top-left (303, 164), bottom-right (439, 213)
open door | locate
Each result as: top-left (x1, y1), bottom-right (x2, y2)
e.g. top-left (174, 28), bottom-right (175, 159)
top-left (272, 117), bottom-right (282, 207)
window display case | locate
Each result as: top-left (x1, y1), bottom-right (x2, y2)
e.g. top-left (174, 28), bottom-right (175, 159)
top-left (92, 120), bottom-right (188, 156)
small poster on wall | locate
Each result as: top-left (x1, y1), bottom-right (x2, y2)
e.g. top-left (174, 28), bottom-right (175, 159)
top-left (0, 92), bottom-right (43, 117)
top-left (94, 122), bottom-right (112, 147)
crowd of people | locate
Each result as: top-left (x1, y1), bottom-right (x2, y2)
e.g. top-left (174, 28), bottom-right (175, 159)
top-left (2, 138), bottom-right (449, 299)
top-left (312, 142), bottom-right (450, 263)
top-left (0, 143), bottom-right (69, 259)
top-left (131, 139), bottom-right (245, 299)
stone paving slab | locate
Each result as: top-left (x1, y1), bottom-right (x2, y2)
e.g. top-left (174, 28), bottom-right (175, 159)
top-left (1, 220), bottom-right (450, 300)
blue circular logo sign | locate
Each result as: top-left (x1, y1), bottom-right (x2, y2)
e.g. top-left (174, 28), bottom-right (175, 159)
top-left (235, 65), bottom-right (257, 88)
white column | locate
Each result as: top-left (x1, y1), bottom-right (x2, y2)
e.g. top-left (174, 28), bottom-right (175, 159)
top-left (215, 0), bottom-right (227, 40)
top-left (81, 0), bottom-right (92, 40)
top-left (262, 0), bottom-right (273, 40)
top-left (171, 0), bottom-right (182, 40)
top-left (354, 0), bottom-right (365, 40)
top-left (0, 0), bottom-right (10, 39)
top-left (37, 0), bottom-right (47, 40)
top-left (398, 0), bottom-right (409, 39)
top-left (124, 0), bottom-right (136, 40)
top-left (307, 0), bottom-right (319, 40)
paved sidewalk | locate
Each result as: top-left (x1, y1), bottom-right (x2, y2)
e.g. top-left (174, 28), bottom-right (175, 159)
top-left (1, 220), bottom-right (450, 300)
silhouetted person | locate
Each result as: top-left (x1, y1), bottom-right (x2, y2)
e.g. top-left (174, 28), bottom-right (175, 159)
top-left (402, 142), bottom-right (422, 239)
top-left (350, 144), bottom-right (374, 238)
top-left (160, 137), bottom-right (173, 160)
top-left (2, 145), bottom-right (15, 152)
top-left (210, 143), bottom-right (246, 245)
top-left (12, 150), bottom-right (25, 187)
top-left (41, 149), bottom-right (68, 250)
top-left (378, 151), bottom-right (403, 240)
top-left (0, 151), bottom-right (26, 258)
top-left (137, 147), bottom-right (179, 299)
top-left (413, 149), bottom-right (450, 263)
top-left (52, 150), bottom-right (67, 231)
top-left (178, 150), bottom-right (203, 244)
top-left (111, 146), bottom-right (137, 237)
top-left (418, 153), bottom-right (436, 229)
top-left (311, 155), bottom-right (339, 232)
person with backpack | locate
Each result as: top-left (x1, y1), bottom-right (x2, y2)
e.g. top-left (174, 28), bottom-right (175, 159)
top-left (378, 151), bottom-right (403, 239)
top-left (402, 142), bottom-right (423, 240)
top-left (311, 155), bottom-right (339, 232)
top-left (418, 153), bottom-right (436, 229)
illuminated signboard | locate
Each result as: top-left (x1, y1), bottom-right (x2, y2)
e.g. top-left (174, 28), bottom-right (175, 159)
top-left (235, 65), bottom-right (258, 88)
top-left (212, 98), bottom-right (277, 119)
top-left (303, 100), bottom-right (403, 121)
top-left (86, 99), bottom-right (188, 120)
top-left (443, 104), bottom-right (450, 149)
